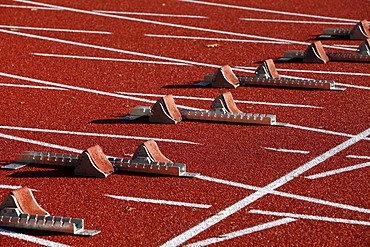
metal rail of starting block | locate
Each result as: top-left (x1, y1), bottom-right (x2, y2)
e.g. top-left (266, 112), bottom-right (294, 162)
top-left (319, 20), bottom-right (370, 40)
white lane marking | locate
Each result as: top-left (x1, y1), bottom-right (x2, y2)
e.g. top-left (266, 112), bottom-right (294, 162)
top-left (116, 92), bottom-right (323, 109)
top-left (144, 34), bottom-right (289, 44)
top-left (161, 127), bottom-right (370, 246)
top-left (32, 53), bottom-right (191, 66)
top-left (0, 4), bottom-right (59, 10)
top-left (11, 0), bottom-right (357, 51)
top-left (0, 83), bottom-right (68, 90)
top-left (240, 18), bottom-right (356, 25)
top-left (249, 210), bottom-right (370, 226)
top-left (0, 185), bottom-right (23, 189)
top-left (179, 0), bottom-right (358, 22)
top-left (186, 218), bottom-right (296, 246)
top-left (93, 11), bottom-right (208, 18)
top-left (0, 25), bottom-right (111, 34)
top-left (0, 126), bottom-right (201, 145)
top-left (0, 133), bottom-right (83, 153)
top-left (0, 228), bottom-right (70, 247)
top-left (261, 147), bottom-right (310, 154)
top-left (0, 72), bottom-right (204, 111)
top-left (197, 175), bottom-right (370, 214)
top-left (335, 83), bottom-right (370, 90)
top-left (305, 161), bottom-right (370, 179)
top-left (286, 124), bottom-right (370, 141)
top-left (333, 44), bottom-right (360, 48)
top-left (105, 195), bottom-right (212, 208)
top-left (346, 155), bottom-right (370, 159)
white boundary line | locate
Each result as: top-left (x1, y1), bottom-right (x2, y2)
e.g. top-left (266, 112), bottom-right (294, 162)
top-left (249, 210), bottom-right (370, 226)
top-left (93, 11), bottom-right (208, 19)
top-left (0, 4), bottom-right (59, 10)
top-left (11, 0), bottom-right (357, 51)
top-left (0, 25), bottom-right (111, 34)
top-left (261, 147), bottom-right (310, 154)
top-left (0, 228), bottom-right (70, 247)
top-left (346, 155), bottom-right (370, 159)
top-left (0, 126), bottom-right (201, 145)
top-left (0, 83), bottom-right (68, 90)
top-left (105, 194), bottom-right (212, 208)
top-left (161, 126), bottom-right (370, 246)
top-left (186, 218), bottom-right (296, 246)
top-left (305, 161), bottom-right (370, 179)
top-left (178, 0), bottom-right (359, 22)
top-left (116, 92), bottom-right (323, 109)
top-left (0, 185), bottom-right (23, 189)
top-left (240, 18), bottom-right (356, 25)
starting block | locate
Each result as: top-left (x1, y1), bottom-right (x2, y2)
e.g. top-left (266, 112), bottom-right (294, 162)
top-left (123, 93), bottom-right (286, 126)
top-left (0, 187), bottom-right (99, 236)
top-left (2, 141), bottom-right (198, 178)
top-left (319, 20), bottom-right (370, 40)
top-left (280, 40), bottom-right (370, 63)
top-left (199, 59), bottom-right (344, 90)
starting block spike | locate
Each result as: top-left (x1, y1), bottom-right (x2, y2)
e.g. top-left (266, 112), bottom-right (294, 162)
top-left (211, 92), bottom-right (242, 113)
top-left (280, 41), bottom-right (329, 63)
top-left (74, 145), bottom-right (115, 178)
top-left (255, 59), bottom-right (280, 79)
top-left (358, 39), bottom-right (370, 55)
top-left (132, 139), bottom-right (172, 164)
top-left (0, 187), bottom-right (100, 236)
top-left (149, 95), bottom-right (182, 124)
top-left (320, 20), bottom-right (370, 40)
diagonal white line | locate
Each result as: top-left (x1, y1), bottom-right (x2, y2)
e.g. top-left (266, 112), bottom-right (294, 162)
top-left (0, 228), bottom-right (70, 247)
top-left (249, 210), bottom-right (370, 226)
top-left (240, 18), bottom-right (356, 25)
top-left (186, 218), bottom-right (296, 246)
top-left (179, 0), bottom-right (358, 22)
top-left (161, 126), bottom-right (370, 246)
top-left (0, 185), bottom-right (23, 189)
top-left (93, 11), bottom-right (208, 18)
top-left (305, 161), bottom-right (370, 179)
top-left (0, 4), bottom-right (59, 10)
top-left (0, 25), bottom-right (111, 34)
top-left (0, 83), bottom-right (67, 90)
top-left (261, 147), bottom-right (310, 154)
top-left (105, 195), bottom-right (212, 208)
top-left (346, 155), bottom-right (370, 159)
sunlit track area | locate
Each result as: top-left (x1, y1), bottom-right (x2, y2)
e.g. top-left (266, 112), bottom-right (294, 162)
top-left (0, 0), bottom-right (369, 246)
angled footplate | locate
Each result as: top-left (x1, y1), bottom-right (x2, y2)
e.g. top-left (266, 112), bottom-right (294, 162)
top-left (150, 94), bottom-right (182, 124)
top-left (279, 41), bottom-right (329, 63)
top-left (0, 187), bottom-right (99, 236)
top-left (108, 140), bottom-right (199, 177)
top-left (319, 20), bottom-right (370, 40)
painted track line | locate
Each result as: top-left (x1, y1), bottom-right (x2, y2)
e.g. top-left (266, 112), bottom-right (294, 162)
top-left (197, 175), bottom-right (370, 214)
top-left (32, 53), bottom-right (191, 66)
top-left (0, 25), bottom-right (111, 34)
top-left (117, 92), bottom-right (323, 109)
top-left (346, 155), bottom-right (370, 159)
top-left (105, 195), bottom-right (212, 208)
top-left (11, 0), bottom-right (358, 51)
top-left (305, 161), bottom-right (370, 179)
top-left (0, 228), bottom-right (70, 247)
top-left (93, 11), bottom-right (208, 18)
top-left (0, 185), bottom-right (23, 190)
top-left (144, 34), bottom-right (289, 44)
top-left (249, 210), bottom-right (370, 226)
top-left (0, 4), bottom-right (58, 10)
top-left (0, 83), bottom-right (67, 90)
top-left (161, 126), bottom-right (370, 246)
top-left (240, 18), bottom-right (356, 25)
top-left (0, 126), bottom-right (201, 145)
top-left (262, 147), bottom-right (310, 154)
top-left (179, 0), bottom-right (358, 22)
top-left (186, 218), bottom-right (296, 246)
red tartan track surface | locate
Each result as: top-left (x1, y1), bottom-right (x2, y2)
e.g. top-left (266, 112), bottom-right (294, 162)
top-left (0, 0), bottom-right (369, 246)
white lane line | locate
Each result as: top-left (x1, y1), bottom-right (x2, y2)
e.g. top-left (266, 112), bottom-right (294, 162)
top-left (261, 147), bottom-right (310, 154)
top-left (240, 18), bottom-right (356, 25)
top-left (333, 44), bottom-right (360, 48)
top-left (105, 195), bottom-right (212, 208)
top-left (186, 218), bottom-right (296, 246)
top-left (11, 0), bottom-right (357, 51)
top-left (335, 83), bottom-right (370, 90)
top-left (0, 126), bottom-right (201, 145)
top-left (286, 124), bottom-right (370, 141)
top-left (93, 11), bottom-right (208, 18)
top-left (116, 92), bottom-right (323, 109)
top-left (161, 126), bottom-right (370, 246)
top-left (0, 72), bottom-right (204, 111)
top-left (0, 4), bottom-right (59, 10)
top-left (197, 175), bottom-right (370, 214)
top-left (0, 228), bottom-right (70, 247)
top-left (0, 185), bottom-right (23, 189)
top-left (0, 25), bottom-right (111, 34)
top-left (32, 53), bottom-right (191, 66)
top-left (0, 83), bottom-right (68, 90)
top-left (346, 155), bottom-right (370, 159)
top-left (249, 210), bottom-right (370, 226)
top-left (144, 34), bottom-right (289, 44)
top-left (305, 161), bottom-right (370, 179)
top-left (179, 0), bottom-right (358, 22)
